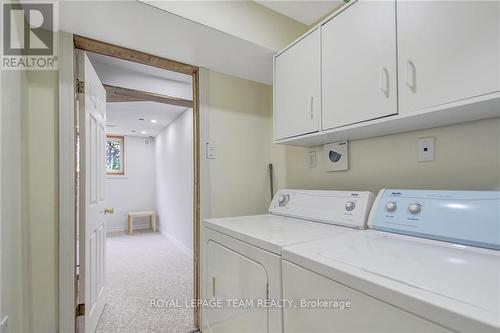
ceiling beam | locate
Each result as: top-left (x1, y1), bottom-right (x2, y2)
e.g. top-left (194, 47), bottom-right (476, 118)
top-left (104, 84), bottom-right (194, 108)
top-left (74, 35), bottom-right (198, 76)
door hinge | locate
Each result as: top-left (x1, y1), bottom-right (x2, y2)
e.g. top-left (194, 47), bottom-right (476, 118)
top-left (76, 303), bottom-right (85, 317)
top-left (76, 79), bottom-right (85, 94)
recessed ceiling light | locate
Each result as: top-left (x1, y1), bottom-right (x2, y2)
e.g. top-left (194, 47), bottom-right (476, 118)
top-left (151, 119), bottom-right (157, 123)
top-left (141, 131), bottom-right (147, 134)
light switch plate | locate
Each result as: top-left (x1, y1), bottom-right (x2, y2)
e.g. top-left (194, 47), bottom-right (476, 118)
top-left (324, 141), bottom-right (348, 171)
top-left (206, 143), bottom-right (216, 159)
top-left (308, 151), bottom-right (316, 168)
top-left (417, 137), bottom-right (435, 162)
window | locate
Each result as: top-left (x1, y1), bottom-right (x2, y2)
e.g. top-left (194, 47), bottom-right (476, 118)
top-left (106, 135), bottom-right (124, 175)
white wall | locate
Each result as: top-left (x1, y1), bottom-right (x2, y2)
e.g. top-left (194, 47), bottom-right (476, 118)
top-left (105, 135), bottom-right (157, 231)
top-left (155, 110), bottom-right (194, 253)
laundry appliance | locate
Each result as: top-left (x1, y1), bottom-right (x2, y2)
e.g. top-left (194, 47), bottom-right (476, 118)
top-left (282, 189), bottom-right (500, 332)
top-left (201, 189), bottom-right (375, 333)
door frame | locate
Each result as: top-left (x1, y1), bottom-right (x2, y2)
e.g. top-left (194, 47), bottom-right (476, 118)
top-left (58, 32), bottom-right (205, 332)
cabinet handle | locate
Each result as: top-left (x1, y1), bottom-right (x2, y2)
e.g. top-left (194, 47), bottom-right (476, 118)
top-left (309, 96), bottom-right (314, 120)
top-left (212, 274), bottom-right (216, 298)
top-left (380, 68), bottom-right (390, 98)
top-left (406, 60), bottom-right (417, 93)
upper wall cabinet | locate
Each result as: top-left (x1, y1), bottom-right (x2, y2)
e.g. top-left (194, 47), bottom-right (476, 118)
top-left (397, 1), bottom-right (500, 114)
top-left (322, 0), bottom-right (397, 130)
top-left (274, 28), bottom-right (321, 140)
top-left (273, 0), bottom-right (500, 146)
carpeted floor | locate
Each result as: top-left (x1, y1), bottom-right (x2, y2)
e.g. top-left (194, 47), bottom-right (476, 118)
top-left (96, 231), bottom-right (195, 333)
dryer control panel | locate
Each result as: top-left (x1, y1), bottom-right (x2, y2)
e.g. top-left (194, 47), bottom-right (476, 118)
top-left (269, 190), bottom-right (375, 229)
top-left (368, 189), bottom-right (500, 250)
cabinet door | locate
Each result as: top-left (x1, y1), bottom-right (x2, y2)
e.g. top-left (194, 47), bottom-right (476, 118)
top-left (274, 28), bottom-right (320, 140)
top-left (398, 1), bottom-right (500, 114)
top-left (322, 0), bottom-right (397, 130)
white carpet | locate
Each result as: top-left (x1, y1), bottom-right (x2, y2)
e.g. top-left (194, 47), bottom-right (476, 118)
top-left (96, 231), bottom-right (195, 333)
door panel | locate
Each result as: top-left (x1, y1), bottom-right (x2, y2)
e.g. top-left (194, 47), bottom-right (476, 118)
top-left (322, 0), bottom-right (398, 130)
top-left (274, 29), bottom-right (320, 140)
top-left (397, 1), bottom-right (500, 113)
top-left (78, 51), bottom-right (107, 333)
top-left (205, 240), bottom-right (268, 333)
top-left (282, 261), bottom-right (452, 333)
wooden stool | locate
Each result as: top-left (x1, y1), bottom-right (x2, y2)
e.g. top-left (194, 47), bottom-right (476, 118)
top-left (127, 211), bottom-right (157, 234)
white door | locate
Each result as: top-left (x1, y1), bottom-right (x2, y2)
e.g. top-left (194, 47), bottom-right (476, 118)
top-left (397, 1), bottom-right (500, 114)
top-left (321, 0), bottom-right (397, 130)
top-left (274, 28), bottom-right (320, 140)
top-left (77, 51), bottom-right (107, 333)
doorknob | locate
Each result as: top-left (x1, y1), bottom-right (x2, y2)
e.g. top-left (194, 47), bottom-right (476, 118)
top-left (104, 208), bottom-right (114, 215)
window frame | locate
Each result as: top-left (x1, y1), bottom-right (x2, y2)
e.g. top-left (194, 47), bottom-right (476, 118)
top-left (106, 135), bottom-right (125, 176)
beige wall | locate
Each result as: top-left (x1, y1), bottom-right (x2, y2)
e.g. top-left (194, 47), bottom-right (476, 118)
top-left (25, 71), bottom-right (59, 332)
top-left (207, 70), bottom-right (279, 218)
top-left (281, 118), bottom-right (500, 193)
top-left (1, 66), bottom-right (29, 333)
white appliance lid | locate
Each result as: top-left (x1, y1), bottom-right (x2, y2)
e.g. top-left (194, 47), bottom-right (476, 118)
top-left (202, 214), bottom-right (356, 255)
top-left (283, 230), bottom-right (500, 330)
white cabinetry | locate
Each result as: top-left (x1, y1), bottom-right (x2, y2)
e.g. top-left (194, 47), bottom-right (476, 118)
top-left (272, 0), bottom-right (500, 146)
top-left (322, 0), bottom-right (397, 130)
top-left (274, 29), bottom-right (320, 140)
top-left (397, 1), bottom-right (500, 114)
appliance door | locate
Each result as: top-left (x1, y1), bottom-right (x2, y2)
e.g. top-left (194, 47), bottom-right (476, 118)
top-left (282, 260), bottom-right (452, 333)
top-left (202, 227), bottom-right (282, 333)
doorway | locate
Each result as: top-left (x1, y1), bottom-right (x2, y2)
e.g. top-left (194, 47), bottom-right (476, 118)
top-left (72, 36), bottom-right (201, 333)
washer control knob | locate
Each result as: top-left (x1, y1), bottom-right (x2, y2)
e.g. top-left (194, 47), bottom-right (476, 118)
top-left (408, 203), bottom-right (422, 215)
top-left (345, 201), bottom-right (356, 211)
top-left (278, 194), bottom-right (290, 207)
top-left (385, 202), bottom-right (397, 212)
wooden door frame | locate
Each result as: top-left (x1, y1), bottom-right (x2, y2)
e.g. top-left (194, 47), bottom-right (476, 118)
top-left (58, 33), bottom-right (202, 332)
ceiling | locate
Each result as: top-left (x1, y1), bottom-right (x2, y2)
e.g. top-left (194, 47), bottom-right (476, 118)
top-left (256, 1), bottom-right (344, 26)
top-left (106, 102), bottom-right (187, 137)
top-left (60, 1), bottom-right (275, 84)
top-left (87, 52), bottom-right (192, 84)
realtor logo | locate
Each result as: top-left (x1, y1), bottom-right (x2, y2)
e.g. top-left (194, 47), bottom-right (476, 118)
top-left (1, 2), bottom-right (58, 70)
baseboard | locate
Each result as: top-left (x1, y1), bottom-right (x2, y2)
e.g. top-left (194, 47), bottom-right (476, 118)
top-left (163, 232), bottom-right (193, 257)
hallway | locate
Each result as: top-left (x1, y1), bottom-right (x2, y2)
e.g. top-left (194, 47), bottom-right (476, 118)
top-left (96, 231), bottom-right (195, 333)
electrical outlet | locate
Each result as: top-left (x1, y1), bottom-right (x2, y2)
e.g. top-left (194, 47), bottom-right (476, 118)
top-left (308, 151), bottom-right (316, 168)
top-left (417, 137), bottom-right (435, 162)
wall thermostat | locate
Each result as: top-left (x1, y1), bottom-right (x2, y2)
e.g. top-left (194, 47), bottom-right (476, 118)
top-left (324, 141), bottom-right (348, 171)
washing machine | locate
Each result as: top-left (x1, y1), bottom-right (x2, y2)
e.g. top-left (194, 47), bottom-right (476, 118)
top-left (201, 189), bottom-right (375, 333)
top-left (282, 189), bottom-right (500, 332)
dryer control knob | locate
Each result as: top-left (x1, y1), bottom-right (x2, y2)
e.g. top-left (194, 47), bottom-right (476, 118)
top-left (345, 201), bottom-right (356, 211)
top-left (385, 202), bottom-right (397, 212)
top-left (408, 203), bottom-right (422, 215)
top-left (278, 194), bottom-right (289, 207)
